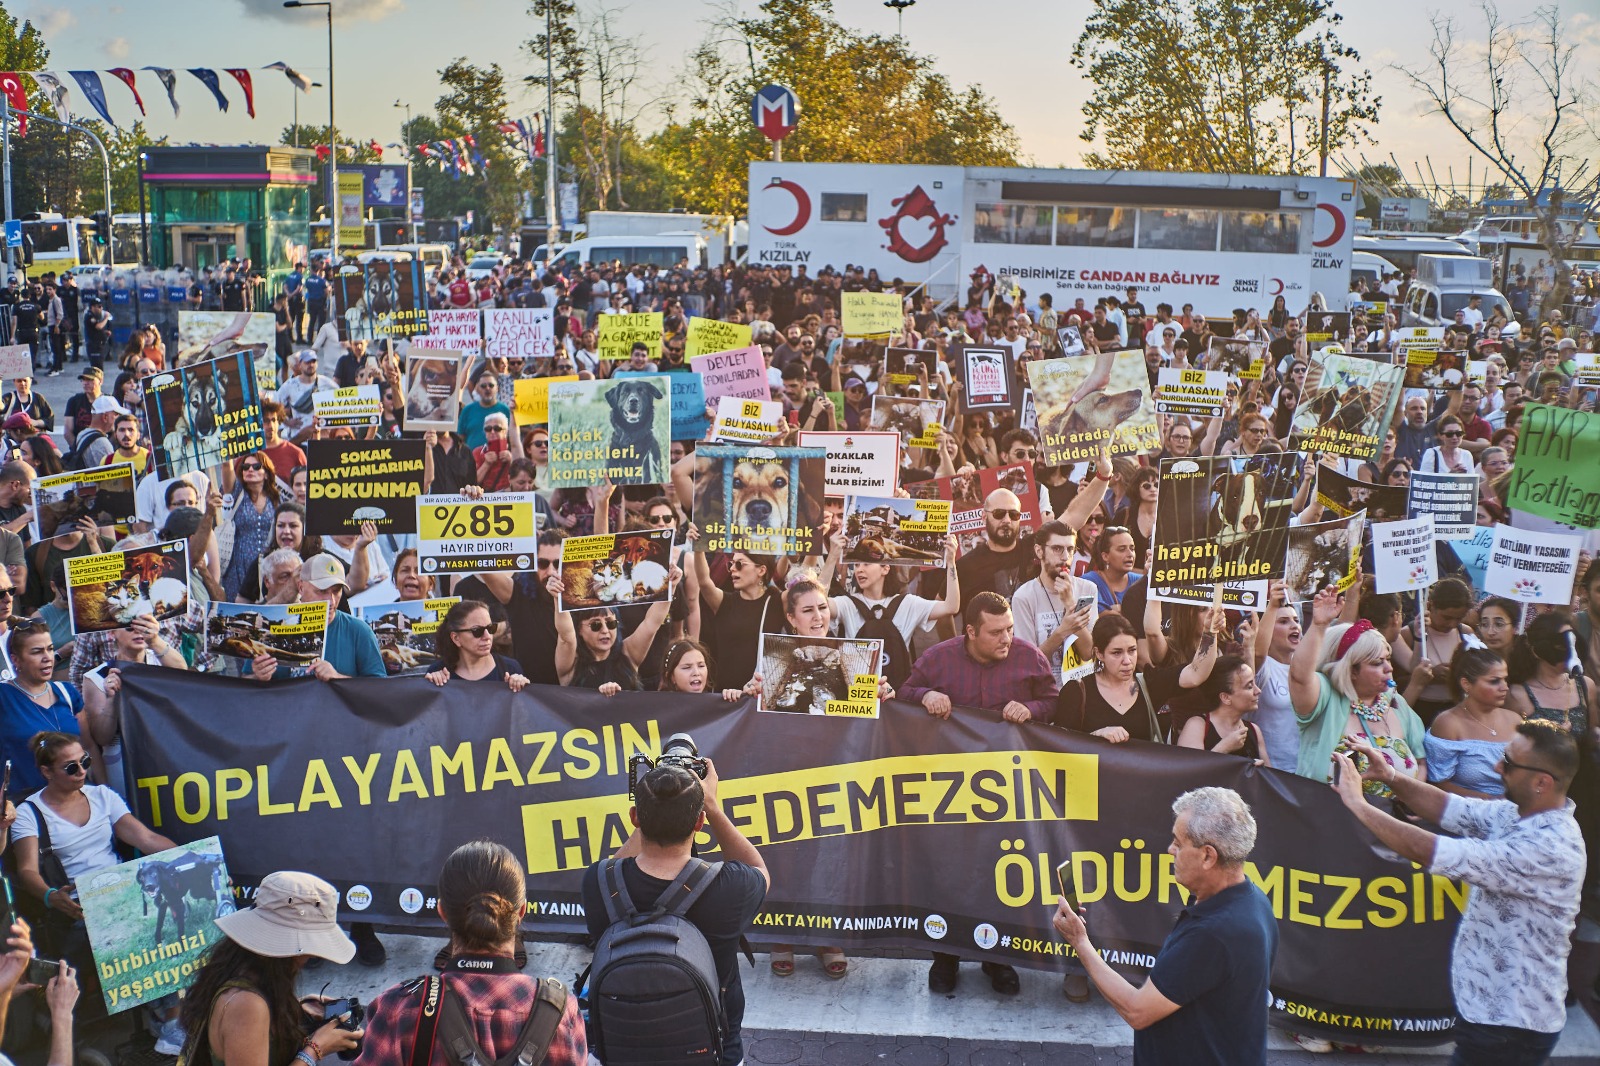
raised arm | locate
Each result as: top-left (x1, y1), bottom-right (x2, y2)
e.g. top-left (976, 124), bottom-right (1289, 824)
top-left (1291, 585), bottom-right (1341, 717)
top-left (928, 535), bottom-right (961, 621)
top-left (622, 566), bottom-right (681, 668)
top-left (1062, 447), bottom-right (1113, 532)
top-left (547, 571), bottom-right (579, 684)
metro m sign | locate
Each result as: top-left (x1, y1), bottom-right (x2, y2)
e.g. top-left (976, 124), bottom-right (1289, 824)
top-left (751, 84), bottom-right (799, 142)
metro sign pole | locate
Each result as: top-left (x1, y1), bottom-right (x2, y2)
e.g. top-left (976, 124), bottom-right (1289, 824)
top-left (751, 84), bottom-right (799, 162)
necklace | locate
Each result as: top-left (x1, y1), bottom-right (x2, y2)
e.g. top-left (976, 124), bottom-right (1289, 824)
top-left (1351, 689), bottom-right (1390, 723)
top-left (1460, 704), bottom-right (1500, 736)
top-left (8, 680), bottom-right (51, 706)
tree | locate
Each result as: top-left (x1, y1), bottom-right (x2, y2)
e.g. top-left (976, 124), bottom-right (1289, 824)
top-left (432, 60), bottom-right (524, 235)
top-left (639, 0), bottom-right (1018, 217)
top-left (1071, 0), bottom-right (1379, 175)
top-left (0, 6), bottom-right (57, 218)
top-left (1398, 3), bottom-right (1599, 315)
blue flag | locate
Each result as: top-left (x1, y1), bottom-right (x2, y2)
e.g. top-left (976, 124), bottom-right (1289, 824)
top-left (68, 71), bottom-right (116, 126)
top-left (187, 68), bottom-right (229, 112)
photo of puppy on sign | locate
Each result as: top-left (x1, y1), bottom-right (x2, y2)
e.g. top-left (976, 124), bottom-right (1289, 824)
top-left (1025, 349), bottom-right (1158, 466)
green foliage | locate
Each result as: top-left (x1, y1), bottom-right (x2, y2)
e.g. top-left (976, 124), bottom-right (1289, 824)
top-left (1071, 0), bottom-right (1379, 174)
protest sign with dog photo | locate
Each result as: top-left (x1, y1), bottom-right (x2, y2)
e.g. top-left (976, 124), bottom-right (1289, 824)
top-left (402, 349), bottom-right (466, 433)
top-left (837, 337), bottom-right (886, 386)
top-left (1283, 513), bottom-right (1364, 602)
top-left (80, 836), bottom-right (233, 1014)
top-left (143, 352), bottom-right (264, 479)
top-left (546, 376), bottom-right (672, 487)
top-left (756, 632), bottom-right (883, 718)
top-left (67, 540), bottom-right (190, 636)
top-left (176, 311), bottom-right (278, 394)
top-left (1403, 348), bottom-right (1467, 390)
top-left (692, 444), bottom-right (828, 556)
top-left (884, 346), bottom-right (938, 387)
top-left (1288, 353), bottom-right (1404, 461)
top-left (868, 395), bottom-right (944, 453)
top-left (1204, 336), bottom-right (1267, 382)
top-left (31, 461), bottom-right (138, 541)
top-left (842, 496), bottom-right (951, 568)
top-left (334, 259), bottom-right (428, 340)
top-left (956, 346), bottom-right (1016, 413)
top-left (1026, 350), bottom-right (1157, 465)
top-left (559, 529), bottom-right (676, 613)
top-left (355, 597), bottom-right (461, 676)
top-left (1150, 454), bottom-right (1296, 605)
top-left (1304, 311), bottom-right (1351, 349)
top-left (304, 439), bottom-right (427, 536)
top-left (1315, 464), bottom-right (1407, 522)
top-left (205, 600), bottom-right (330, 677)
top-left (906, 463), bottom-right (1041, 557)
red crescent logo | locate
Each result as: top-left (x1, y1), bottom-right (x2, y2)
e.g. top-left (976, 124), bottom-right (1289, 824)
top-left (1269, 278), bottom-right (1285, 296)
top-left (1314, 203), bottom-right (1346, 248)
top-left (763, 180), bottom-right (810, 236)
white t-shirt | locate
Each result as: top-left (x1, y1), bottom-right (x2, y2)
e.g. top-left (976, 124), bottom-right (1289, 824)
top-left (1010, 574), bottom-right (1099, 683)
top-left (829, 593), bottom-right (937, 649)
top-left (134, 470), bottom-right (212, 532)
top-left (322, 538), bottom-right (391, 589)
top-left (13, 786), bottom-right (131, 880)
top-left (1252, 656), bottom-right (1298, 771)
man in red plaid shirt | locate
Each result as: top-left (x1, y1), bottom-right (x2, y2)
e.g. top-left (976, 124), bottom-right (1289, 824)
top-left (356, 841), bottom-right (588, 1066)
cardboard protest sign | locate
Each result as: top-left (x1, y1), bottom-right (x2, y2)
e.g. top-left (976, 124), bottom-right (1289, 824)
top-left (669, 373), bottom-right (710, 440)
top-left (558, 529), bottom-right (676, 612)
top-left (837, 337), bottom-right (885, 386)
top-left (1150, 454), bottom-right (1295, 604)
top-left (957, 346), bottom-right (1016, 412)
top-left (1503, 403), bottom-right (1600, 529)
top-left (80, 837), bottom-right (232, 1014)
top-left (484, 308), bottom-right (554, 361)
top-left (1407, 470), bottom-right (1478, 540)
top-left (312, 384), bottom-right (382, 429)
top-left (1466, 359), bottom-right (1489, 388)
top-left (175, 311), bottom-right (279, 394)
top-left (684, 317), bottom-right (752, 359)
top-left (843, 496), bottom-right (949, 567)
top-left (512, 375), bottom-right (577, 427)
top-left (711, 397), bottom-right (785, 444)
top-left (841, 292), bottom-right (902, 337)
top-left (546, 376), bottom-right (671, 487)
top-left (416, 492), bottom-right (542, 573)
top-left (143, 353), bottom-right (264, 479)
top-left (1026, 351), bottom-right (1157, 465)
top-left (690, 345), bottom-right (768, 404)
top-left (884, 346), bottom-right (937, 387)
top-left (31, 462), bottom-right (137, 541)
top-left (354, 597), bottom-right (460, 676)
top-left (1155, 367), bottom-right (1228, 418)
top-left (868, 395), bottom-right (944, 453)
top-left (1304, 311), bottom-right (1350, 349)
top-left (756, 632), bottom-right (883, 718)
top-left (1316, 464), bottom-right (1406, 522)
top-left (1288, 353), bottom-right (1403, 462)
top-left (304, 439), bottom-right (426, 536)
top-left (1205, 336), bottom-right (1266, 381)
top-left (0, 345), bottom-right (31, 378)
top-left (334, 259), bottom-right (428, 339)
top-left (597, 312), bottom-right (663, 361)
top-left (1371, 516), bottom-right (1437, 594)
top-left (1403, 348), bottom-right (1467, 390)
top-left (1283, 513), bottom-right (1364, 602)
top-left (1485, 524), bottom-right (1581, 604)
top-left (906, 463), bottom-right (1040, 557)
top-left (798, 431), bottom-right (899, 497)
top-left (691, 444), bottom-right (827, 556)
top-left (205, 600), bottom-right (330, 676)
top-left (1057, 325), bottom-right (1086, 356)
top-left (402, 349), bottom-right (466, 433)
top-left (67, 540), bottom-right (190, 636)
top-left (428, 308), bottom-right (482, 351)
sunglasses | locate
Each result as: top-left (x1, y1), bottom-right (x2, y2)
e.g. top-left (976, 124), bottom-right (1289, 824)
top-left (536, 557), bottom-right (557, 570)
top-left (12, 617), bottom-right (49, 633)
top-left (585, 618), bottom-right (620, 632)
top-left (988, 509), bottom-right (1022, 521)
top-left (240, 462), bottom-right (263, 471)
top-left (0, 587), bottom-right (15, 599)
top-left (1440, 430), bottom-right (1463, 438)
top-left (1500, 753), bottom-right (1554, 779)
top-left (56, 755), bottom-right (92, 776)
top-left (648, 513), bottom-right (676, 525)
top-left (453, 624), bottom-right (496, 639)
top-left (532, 439), bottom-right (549, 448)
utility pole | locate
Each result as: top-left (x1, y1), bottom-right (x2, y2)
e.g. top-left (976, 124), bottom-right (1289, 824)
top-left (1318, 50), bottom-right (1332, 179)
top-left (544, 1), bottom-right (560, 263)
top-left (884, 0), bottom-right (915, 40)
top-left (285, 1), bottom-right (337, 259)
top-left (395, 100), bottom-right (415, 242)
top-left (2, 96), bottom-right (13, 285)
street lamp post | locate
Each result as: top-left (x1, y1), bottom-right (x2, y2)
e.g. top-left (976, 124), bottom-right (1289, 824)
top-left (285, 0), bottom-right (337, 259)
top-left (394, 100), bottom-right (415, 241)
top-left (884, 0), bottom-right (915, 39)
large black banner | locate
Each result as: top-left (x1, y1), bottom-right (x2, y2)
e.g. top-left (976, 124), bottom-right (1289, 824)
top-left (120, 669), bottom-right (1460, 1045)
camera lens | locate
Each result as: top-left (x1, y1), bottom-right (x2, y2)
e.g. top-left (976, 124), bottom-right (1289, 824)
top-left (662, 732), bottom-right (698, 759)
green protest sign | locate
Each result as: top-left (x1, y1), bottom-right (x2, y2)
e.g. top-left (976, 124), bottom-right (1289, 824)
top-left (1504, 403), bottom-right (1600, 529)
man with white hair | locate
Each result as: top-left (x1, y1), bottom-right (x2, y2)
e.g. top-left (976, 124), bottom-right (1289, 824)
top-left (1052, 787), bottom-right (1278, 1065)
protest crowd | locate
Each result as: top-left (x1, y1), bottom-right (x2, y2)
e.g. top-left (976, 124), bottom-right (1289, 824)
top-left (0, 245), bottom-right (1594, 1066)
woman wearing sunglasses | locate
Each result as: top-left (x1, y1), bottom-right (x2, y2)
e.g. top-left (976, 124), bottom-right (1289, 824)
top-left (219, 450), bottom-right (289, 602)
top-left (548, 561), bottom-right (682, 696)
top-left (424, 600), bottom-right (528, 692)
top-left (12, 730), bottom-right (175, 1008)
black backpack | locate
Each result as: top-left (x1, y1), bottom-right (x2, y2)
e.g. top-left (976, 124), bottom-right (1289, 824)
top-left (62, 428), bottom-right (107, 472)
top-left (586, 858), bottom-right (725, 1066)
top-left (408, 974), bottom-right (568, 1066)
top-left (847, 594), bottom-right (910, 689)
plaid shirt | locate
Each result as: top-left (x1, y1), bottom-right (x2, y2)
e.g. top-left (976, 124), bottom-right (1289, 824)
top-left (355, 970), bottom-right (587, 1066)
top-left (900, 634), bottom-right (1058, 720)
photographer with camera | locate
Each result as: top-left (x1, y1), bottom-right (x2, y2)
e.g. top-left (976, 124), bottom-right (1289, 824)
top-left (580, 739), bottom-right (768, 1066)
top-left (179, 871), bottom-right (364, 1066)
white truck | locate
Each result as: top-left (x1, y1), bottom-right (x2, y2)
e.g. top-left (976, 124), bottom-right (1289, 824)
top-left (582, 211), bottom-right (746, 265)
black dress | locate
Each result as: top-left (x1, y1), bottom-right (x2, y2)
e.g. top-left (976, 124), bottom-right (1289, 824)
top-left (1055, 666), bottom-right (1186, 743)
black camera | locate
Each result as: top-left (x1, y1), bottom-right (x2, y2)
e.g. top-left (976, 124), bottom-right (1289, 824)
top-left (627, 732), bottom-right (709, 798)
top-left (323, 997), bottom-right (364, 1061)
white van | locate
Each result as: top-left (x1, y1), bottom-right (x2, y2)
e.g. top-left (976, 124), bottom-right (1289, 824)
top-left (1353, 235), bottom-right (1472, 274)
top-left (1351, 250), bottom-right (1398, 291)
top-left (380, 243), bottom-right (451, 279)
top-left (535, 234), bottom-right (708, 272)
top-left (1400, 254), bottom-right (1512, 327)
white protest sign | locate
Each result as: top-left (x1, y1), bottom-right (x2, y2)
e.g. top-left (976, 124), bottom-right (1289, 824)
top-left (799, 431), bottom-right (901, 497)
top-left (1371, 515), bottom-right (1437, 593)
top-left (312, 384), bottom-right (382, 428)
top-left (711, 397), bottom-right (785, 444)
top-left (1484, 524), bottom-right (1581, 604)
top-left (427, 309), bottom-right (482, 348)
top-left (1155, 367), bottom-right (1228, 418)
top-left (484, 308), bottom-right (555, 361)
top-left (0, 345), bottom-right (32, 378)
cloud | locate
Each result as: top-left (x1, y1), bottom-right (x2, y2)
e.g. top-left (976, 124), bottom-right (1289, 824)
top-left (24, 7), bottom-right (76, 37)
top-left (236, 0), bottom-right (404, 21)
top-left (104, 36), bottom-right (130, 60)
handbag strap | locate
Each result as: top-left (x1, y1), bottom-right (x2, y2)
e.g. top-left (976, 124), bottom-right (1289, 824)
top-left (1135, 673), bottom-right (1164, 744)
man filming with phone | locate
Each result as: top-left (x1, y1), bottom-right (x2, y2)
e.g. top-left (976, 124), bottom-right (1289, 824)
top-left (580, 742), bottom-right (768, 1066)
top-left (1051, 787), bottom-right (1277, 1066)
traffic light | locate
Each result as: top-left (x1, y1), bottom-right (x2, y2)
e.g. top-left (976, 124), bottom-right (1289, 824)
top-left (89, 211), bottom-right (110, 246)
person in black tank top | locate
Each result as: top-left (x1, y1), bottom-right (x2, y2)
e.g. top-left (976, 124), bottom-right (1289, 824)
top-left (1177, 655), bottom-right (1268, 765)
top-left (549, 559), bottom-right (680, 695)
